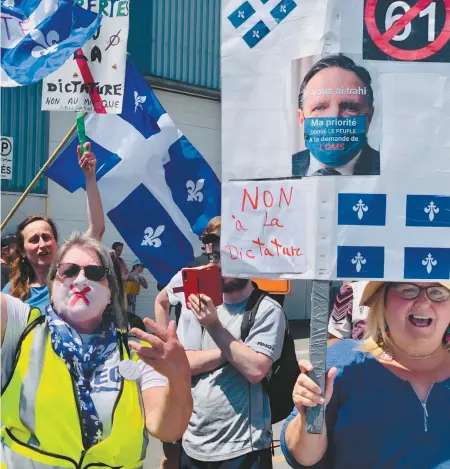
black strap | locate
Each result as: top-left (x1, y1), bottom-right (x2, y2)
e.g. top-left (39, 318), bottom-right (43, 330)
top-left (240, 288), bottom-right (267, 342)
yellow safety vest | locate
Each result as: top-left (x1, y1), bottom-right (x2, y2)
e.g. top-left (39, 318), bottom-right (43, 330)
top-left (1, 307), bottom-right (148, 469)
top-left (125, 280), bottom-right (141, 296)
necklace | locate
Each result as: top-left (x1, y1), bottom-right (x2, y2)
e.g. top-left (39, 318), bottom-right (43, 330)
top-left (405, 345), bottom-right (444, 361)
top-left (379, 343), bottom-right (444, 362)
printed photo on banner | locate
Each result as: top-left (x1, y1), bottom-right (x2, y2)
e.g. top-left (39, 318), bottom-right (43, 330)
top-left (290, 53), bottom-right (381, 178)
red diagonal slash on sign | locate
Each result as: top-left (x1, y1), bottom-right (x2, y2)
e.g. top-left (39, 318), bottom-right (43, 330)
top-left (75, 48), bottom-right (107, 114)
top-left (383, 0), bottom-right (434, 42)
top-left (365, 0), bottom-right (450, 61)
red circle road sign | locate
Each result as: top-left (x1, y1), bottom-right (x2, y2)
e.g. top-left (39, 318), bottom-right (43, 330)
top-left (365, 0), bottom-right (450, 61)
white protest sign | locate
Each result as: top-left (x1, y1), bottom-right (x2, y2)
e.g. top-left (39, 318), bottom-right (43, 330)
top-left (42, 0), bottom-right (129, 113)
top-left (221, 179), bottom-right (309, 277)
top-left (221, 0), bottom-right (450, 282)
top-left (1, 136), bottom-right (13, 180)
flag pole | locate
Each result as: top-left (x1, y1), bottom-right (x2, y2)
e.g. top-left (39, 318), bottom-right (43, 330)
top-left (1, 122), bottom-right (77, 232)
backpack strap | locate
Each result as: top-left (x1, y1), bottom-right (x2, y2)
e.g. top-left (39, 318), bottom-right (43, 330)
top-left (240, 288), bottom-right (267, 342)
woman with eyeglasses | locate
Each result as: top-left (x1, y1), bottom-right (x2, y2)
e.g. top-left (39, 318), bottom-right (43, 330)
top-left (281, 281), bottom-right (450, 469)
top-left (3, 143), bottom-right (104, 314)
top-left (1, 232), bottom-right (192, 468)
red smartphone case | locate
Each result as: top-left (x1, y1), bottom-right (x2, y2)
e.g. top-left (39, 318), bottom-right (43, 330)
top-left (181, 265), bottom-right (223, 309)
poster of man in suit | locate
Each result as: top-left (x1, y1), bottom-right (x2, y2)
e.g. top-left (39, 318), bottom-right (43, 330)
top-left (292, 54), bottom-right (381, 177)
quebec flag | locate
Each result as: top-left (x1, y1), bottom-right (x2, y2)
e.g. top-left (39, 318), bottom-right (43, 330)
top-left (46, 60), bottom-right (221, 284)
top-left (1, 0), bottom-right (101, 87)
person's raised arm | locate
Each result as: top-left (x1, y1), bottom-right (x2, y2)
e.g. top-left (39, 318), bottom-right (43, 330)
top-left (129, 319), bottom-right (193, 442)
top-left (154, 288), bottom-right (170, 328)
top-left (79, 143), bottom-right (105, 241)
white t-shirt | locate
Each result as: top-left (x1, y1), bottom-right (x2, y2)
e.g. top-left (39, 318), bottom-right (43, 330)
top-left (1, 294), bottom-right (167, 439)
top-left (166, 270), bottom-right (194, 346)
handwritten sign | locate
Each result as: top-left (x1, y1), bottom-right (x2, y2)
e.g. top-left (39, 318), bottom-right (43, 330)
top-left (221, 179), bottom-right (308, 277)
top-left (221, 0), bottom-right (450, 282)
top-left (42, 0), bottom-right (129, 113)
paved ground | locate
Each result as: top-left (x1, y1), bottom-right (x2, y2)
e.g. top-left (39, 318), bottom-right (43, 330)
top-left (143, 321), bottom-right (311, 469)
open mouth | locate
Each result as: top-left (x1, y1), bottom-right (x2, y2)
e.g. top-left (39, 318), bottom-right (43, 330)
top-left (408, 315), bottom-right (432, 327)
top-left (37, 251), bottom-right (49, 259)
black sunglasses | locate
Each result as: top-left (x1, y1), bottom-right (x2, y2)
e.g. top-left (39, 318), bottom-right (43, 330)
top-left (391, 283), bottom-right (450, 303)
top-left (57, 263), bottom-right (109, 282)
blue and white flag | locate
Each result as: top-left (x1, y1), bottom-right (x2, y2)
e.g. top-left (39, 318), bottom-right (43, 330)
top-left (1, 0), bottom-right (101, 87)
top-left (336, 246), bottom-right (385, 279)
top-left (227, 0), bottom-right (297, 48)
top-left (404, 248), bottom-right (450, 280)
top-left (338, 193), bottom-right (387, 226)
top-left (46, 60), bottom-right (221, 284)
top-left (406, 195), bottom-right (450, 228)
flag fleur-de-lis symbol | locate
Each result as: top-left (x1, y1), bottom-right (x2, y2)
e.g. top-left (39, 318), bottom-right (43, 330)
top-left (280, 4), bottom-right (287, 13)
top-left (424, 201), bottom-right (439, 222)
top-left (238, 10), bottom-right (245, 18)
top-left (30, 29), bottom-right (60, 58)
top-left (422, 253), bottom-right (437, 274)
top-left (351, 252), bottom-right (366, 273)
top-left (253, 30), bottom-right (260, 38)
top-left (3, 0), bottom-right (15, 7)
top-left (186, 179), bottom-right (205, 202)
top-left (141, 226), bottom-right (165, 248)
top-left (134, 91), bottom-right (147, 112)
top-left (352, 199), bottom-right (369, 220)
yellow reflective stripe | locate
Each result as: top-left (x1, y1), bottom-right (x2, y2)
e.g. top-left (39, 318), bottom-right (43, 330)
top-left (1, 322), bottom-right (33, 433)
top-left (130, 339), bottom-right (152, 362)
top-left (2, 431), bottom-right (75, 468)
top-left (34, 333), bottom-right (83, 459)
top-left (26, 307), bottom-right (42, 326)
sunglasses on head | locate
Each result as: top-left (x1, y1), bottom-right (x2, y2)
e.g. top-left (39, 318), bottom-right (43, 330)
top-left (57, 263), bottom-right (109, 282)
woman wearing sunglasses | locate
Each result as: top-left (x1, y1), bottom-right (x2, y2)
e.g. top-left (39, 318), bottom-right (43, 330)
top-left (3, 143), bottom-right (104, 314)
top-left (1, 232), bottom-right (192, 468)
top-left (281, 281), bottom-right (450, 469)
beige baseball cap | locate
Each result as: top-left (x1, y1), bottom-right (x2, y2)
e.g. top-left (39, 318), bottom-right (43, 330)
top-left (361, 281), bottom-right (450, 306)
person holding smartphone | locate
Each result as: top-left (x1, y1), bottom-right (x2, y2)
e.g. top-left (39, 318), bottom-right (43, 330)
top-left (180, 218), bottom-right (286, 469)
top-left (154, 217), bottom-right (218, 469)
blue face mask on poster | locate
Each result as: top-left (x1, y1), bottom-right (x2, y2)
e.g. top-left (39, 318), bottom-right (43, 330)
top-left (303, 115), bottom-right (368, 167)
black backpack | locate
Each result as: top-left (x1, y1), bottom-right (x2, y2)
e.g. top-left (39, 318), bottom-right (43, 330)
top-left (241, 289), bottom-right (299, 424)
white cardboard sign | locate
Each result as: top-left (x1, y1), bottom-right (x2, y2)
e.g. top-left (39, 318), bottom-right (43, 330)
top-left (222, 179), bottom-right (308, 276)
top-left (221, 0), bottom-right (450, 282)
top-left (42, 0), bottom-right (129, 114)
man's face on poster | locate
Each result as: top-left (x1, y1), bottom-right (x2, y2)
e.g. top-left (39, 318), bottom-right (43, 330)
top-left (298, 67), bottom-right (373, 128)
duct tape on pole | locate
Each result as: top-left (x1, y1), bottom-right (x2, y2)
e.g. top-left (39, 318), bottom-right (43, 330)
top-left (306, 280), bottom-right (330, 434)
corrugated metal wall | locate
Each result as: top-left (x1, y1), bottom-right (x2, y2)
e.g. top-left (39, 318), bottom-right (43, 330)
top-left (1, 83), bottom-right (49, 194)
top-left (129, 0), bottom-right (220, 90)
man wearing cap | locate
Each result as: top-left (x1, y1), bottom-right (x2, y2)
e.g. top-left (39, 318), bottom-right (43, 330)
top-left (155, 217), bottom-right (218, 469)
top-left (1, 234), bottom-right (17, 290)
top-left (180, 217), bottom-right (286, 469)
